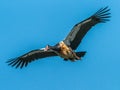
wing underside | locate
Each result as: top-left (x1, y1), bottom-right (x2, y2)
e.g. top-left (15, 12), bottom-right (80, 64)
top-left (63, 7), bottom-right (110, 50)
top-left (6, 49), bottom-right (57, 68)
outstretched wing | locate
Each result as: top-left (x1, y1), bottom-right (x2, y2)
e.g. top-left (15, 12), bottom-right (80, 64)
top-left (63, 6), bottom-right (111, 50)
top-left (6, 49), bottom-right (57, 68)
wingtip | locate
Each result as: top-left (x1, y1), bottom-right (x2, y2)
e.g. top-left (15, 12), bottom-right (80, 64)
top-left (6, 58), bottom-right (25, 69)
top-left (93, 6), bottom-right (111, 23)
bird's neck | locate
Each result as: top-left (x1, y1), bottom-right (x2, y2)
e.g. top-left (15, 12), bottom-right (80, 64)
top-left (48, 45), bottom-right (61, 52)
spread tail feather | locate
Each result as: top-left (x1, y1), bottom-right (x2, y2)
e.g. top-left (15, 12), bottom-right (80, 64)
top-left (76, 51), bottom-right (86, 57)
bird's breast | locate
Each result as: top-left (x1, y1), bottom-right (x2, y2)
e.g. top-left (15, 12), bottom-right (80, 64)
top-left (58, 41), bottom-right (75, 59)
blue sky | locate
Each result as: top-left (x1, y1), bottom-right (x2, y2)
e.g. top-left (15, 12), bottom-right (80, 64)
top-left (0, 0), bottom-right (120, 90)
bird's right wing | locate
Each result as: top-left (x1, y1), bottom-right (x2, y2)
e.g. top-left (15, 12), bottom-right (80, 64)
top-left (6, 49), bottom-right (57, 68)
top-left (63, 7), bottom-right (111, 50)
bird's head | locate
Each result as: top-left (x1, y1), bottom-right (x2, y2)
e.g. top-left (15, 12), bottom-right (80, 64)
top-left (44, 45), bottom-right (51, 51)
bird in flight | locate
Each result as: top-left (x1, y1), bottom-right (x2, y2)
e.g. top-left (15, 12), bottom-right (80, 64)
top-left (6, 6), bottom-right (111, 68)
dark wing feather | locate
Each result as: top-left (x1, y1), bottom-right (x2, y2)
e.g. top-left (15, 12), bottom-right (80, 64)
top-left (6, 49), bottom-right (57, 68)
top-left (63, 6), bottom-right (111, 50)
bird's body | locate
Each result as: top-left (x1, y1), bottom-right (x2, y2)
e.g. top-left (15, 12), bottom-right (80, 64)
top-left (6, 6), bottom-right (111, 68)
top-left (54, 41), bottom-right (80, 61)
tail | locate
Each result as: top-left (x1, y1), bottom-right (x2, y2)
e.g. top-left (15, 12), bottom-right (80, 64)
top-left (76, 51), bottom-right (86, 58)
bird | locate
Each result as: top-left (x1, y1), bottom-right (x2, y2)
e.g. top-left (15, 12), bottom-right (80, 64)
top-left (6, 6), bottom-right (111, 68)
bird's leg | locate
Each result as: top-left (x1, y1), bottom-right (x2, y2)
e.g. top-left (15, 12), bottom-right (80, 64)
top-left (69, 47), bottom-right (80, 60)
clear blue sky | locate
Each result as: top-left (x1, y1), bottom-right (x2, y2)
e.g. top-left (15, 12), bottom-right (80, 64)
top-left (0, 0), bottom-right (120, 90)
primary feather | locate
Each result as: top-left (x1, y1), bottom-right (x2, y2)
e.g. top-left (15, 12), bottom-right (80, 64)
top-left (6, 49), bottom-right (57, 68)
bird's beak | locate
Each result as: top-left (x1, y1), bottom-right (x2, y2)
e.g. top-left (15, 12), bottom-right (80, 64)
top-left (44, 45), bottom-right (49, 51)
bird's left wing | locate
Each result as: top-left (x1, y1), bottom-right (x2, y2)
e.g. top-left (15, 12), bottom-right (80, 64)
top-left (6, 49), bottom-right (57, 68)
top-left (63, 7), bottom-right (110, 50)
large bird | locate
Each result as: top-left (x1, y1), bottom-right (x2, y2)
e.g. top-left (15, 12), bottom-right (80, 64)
top-left (6, 6), bottom-right (111, 68)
